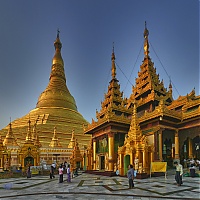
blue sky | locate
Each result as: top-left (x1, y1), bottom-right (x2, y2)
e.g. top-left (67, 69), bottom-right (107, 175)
top-left (0, 0), bottom-right (199, 129)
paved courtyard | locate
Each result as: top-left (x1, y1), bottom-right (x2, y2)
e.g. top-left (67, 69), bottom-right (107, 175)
top-left (0, 171), bottom-right (199, 200)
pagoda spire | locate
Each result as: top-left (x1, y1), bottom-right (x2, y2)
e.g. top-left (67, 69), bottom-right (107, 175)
top-left (128, 102), bottom-right (142, 141)
top-left (128, 23), bottom-right (173, 109)
top-left (144, 21), bottom-right (149, 57)
top-left (32, 122), bottom-right (41, 148)
top-left (68, 129), bottom-right (75, 148)
top-left (26, 118), bottom-right (32, 141)
top-left (32, 122), bottom-right (37, 141)
top-left (169, 78), bottom-right (173, 93)
top-left (70, 138), bottom-right (82, 171)
top-left (49, 127), bottom-right (62, 148)
top-left (111, 42), bottom-right (116, 79)
top-left (0, 136), bottom-right (5, 151)
top-left (36, 30), bottom-right (77, 111)
top-left (3, 120), bottom-right (18, 147)
top-left (95, 46), bottom-right (131, 120)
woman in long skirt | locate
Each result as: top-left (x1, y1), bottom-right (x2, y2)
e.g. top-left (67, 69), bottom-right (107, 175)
top-left (27, 166), bottom-right (31, 178)
top-left (67, 164), bottom-right (71, 182)
top-left (58, 164), bottom-right (64, 183)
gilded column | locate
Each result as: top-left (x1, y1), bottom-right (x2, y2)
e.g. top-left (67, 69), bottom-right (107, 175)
top-left (150, 149), bottom-right (153, 163)
top-left (142, 150), bottom-right (146, 171)
top-left (130, 153), bottom-right (133, 165)
top-left (154, 132), bottom-right (159, 160)
top-left (0, 158), bottom-right (2, 170)
top-left (188, 138), bottom-right (193, 159)
top-left (119, 153), bottom-right (123, 175)
top-left (2, 154), bottom-right (5, 170)
top-left (93, 139), bottom-right (97, 170)
top-left (86, 153), bottom-right (89, 170)
top-left (175, 130), bottom-right (180, 159)
top-left (158, 129), bottom-right (163, 161)
top-left (87, 151), bottom-right (92, 170)
top-left (91, 155), bottom-right (93, 170)
top-left (108, 132), bottom-right (114, 171)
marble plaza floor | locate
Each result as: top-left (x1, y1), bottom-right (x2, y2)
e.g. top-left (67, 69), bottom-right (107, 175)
top-left (0, 171), bottom-right (199, 200)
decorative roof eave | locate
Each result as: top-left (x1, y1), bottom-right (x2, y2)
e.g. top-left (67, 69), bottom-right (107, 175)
top-left (97, 105), bottom-right (131, 116)
top-left (167, 98), bottom-right (188, 109)
top-left (167, 92), bottom-right (197, 110)
top-left (84, 114), bottom-right (131, 134)
top-left (40, 147), bottom-right (71, 152)
top-left (182, 106), bottom-right (200, 120)
top-left (142, 127), bottom-right (159, 135)
top-left (96, 103), bottom-right (132, 120)
top-left (133, 84), bottom-right (152, 98)
top-left (138, 105), bottom-right (182, 123)
top-left (182, 98), bottom-right (200, 111)
top-left (101, 95), bottom-right (124, 108)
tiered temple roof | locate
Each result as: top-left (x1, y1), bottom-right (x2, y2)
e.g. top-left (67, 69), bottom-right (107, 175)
top-left (85, 46), bottom-right (132, 133)
top-left (128, 22), bottom-right (173, 114)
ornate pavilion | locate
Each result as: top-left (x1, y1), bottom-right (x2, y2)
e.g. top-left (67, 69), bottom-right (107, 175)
top-left (84, 23), bottom-right (200, 176)
top-left (0, 31), bottom-right (90, 171)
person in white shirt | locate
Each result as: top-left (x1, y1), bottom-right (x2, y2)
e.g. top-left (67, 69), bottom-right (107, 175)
top-left (67, 164), bottom-right (71, 182)
top-left (174, 161), bottom-right (183, 186)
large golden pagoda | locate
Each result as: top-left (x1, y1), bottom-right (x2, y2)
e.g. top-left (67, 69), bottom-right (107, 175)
top-left (0, 31), bottom-right (91, 168)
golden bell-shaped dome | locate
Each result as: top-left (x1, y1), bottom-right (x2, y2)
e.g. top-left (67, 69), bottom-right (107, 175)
top-left (36, 31), bottom-right (77, 111)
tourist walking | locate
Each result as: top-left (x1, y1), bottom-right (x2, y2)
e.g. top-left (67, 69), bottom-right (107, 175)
top-left (27, 166), bottom-right (31, 178)
top-left (67, 164), bottom-right (71, 182)
top-left (50, 165), bottom-right (55, 179)
top-left (174, 161), bottom-right (183, 186)
top-left (58, 164), bottom-right (64, 183)
top-left (127, 164), bottom-right (134, 189)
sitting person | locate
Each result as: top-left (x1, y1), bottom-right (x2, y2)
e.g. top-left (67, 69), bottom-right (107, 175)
top-left (116, 168), bottom-right (119, 176)
top-left (74, 168), bottom-right (78, 177)
top-left (189, 164), bottom-right (196, 178)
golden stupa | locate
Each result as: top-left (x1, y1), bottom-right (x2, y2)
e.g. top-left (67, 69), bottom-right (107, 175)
top-left (0, 31), bottom-right (91, 149)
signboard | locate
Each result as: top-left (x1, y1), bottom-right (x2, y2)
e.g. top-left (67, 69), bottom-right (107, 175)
top-left (150, 162), bottom-right (167, 179)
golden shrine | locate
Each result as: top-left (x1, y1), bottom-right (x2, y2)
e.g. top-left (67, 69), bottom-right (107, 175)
top-left (84, 22), bottom-right (200, 176)
top-left (0, 31), bottom-right (91, 170)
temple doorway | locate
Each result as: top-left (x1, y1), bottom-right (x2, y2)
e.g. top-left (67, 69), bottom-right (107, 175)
top-left (193, 136), bottom-right (200, 159)
top-left (99, 156), bottom-right (105, 170)
top-left (124, 155), bottom-right (130, 175)
top-left (76, 161), bottom-right (81, 169)
top-left (24, 156), bottom-right (34, 166)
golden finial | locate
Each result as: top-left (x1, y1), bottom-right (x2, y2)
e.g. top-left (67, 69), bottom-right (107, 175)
top-left (57, 28), bottom-right (60, 38)
top-left (144, 21), bottom-right (149, 38)
top-left (143, 21), bottom-right (149, 56)
top-left (111, 42), bottom-right (116, 79)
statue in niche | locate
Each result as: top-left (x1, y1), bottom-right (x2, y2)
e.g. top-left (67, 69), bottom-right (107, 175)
top-left (134, 156), bottom-right (139, 171)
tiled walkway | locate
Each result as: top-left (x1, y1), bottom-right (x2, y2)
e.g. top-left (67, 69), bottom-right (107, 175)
top-left (0, 171), bottom-right (199, 200)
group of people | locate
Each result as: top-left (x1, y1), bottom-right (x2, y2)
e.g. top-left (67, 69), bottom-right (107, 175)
top-left (49, 162), bottom-right (72, 183)
top-left (184, 158), bottom-right (200, 169)
top-left (27, 160), bottom-right (187, 188)
top-left (58, 163), bottom-right (71, 183)
top-left (126, 161), bottom-right (185, 189)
